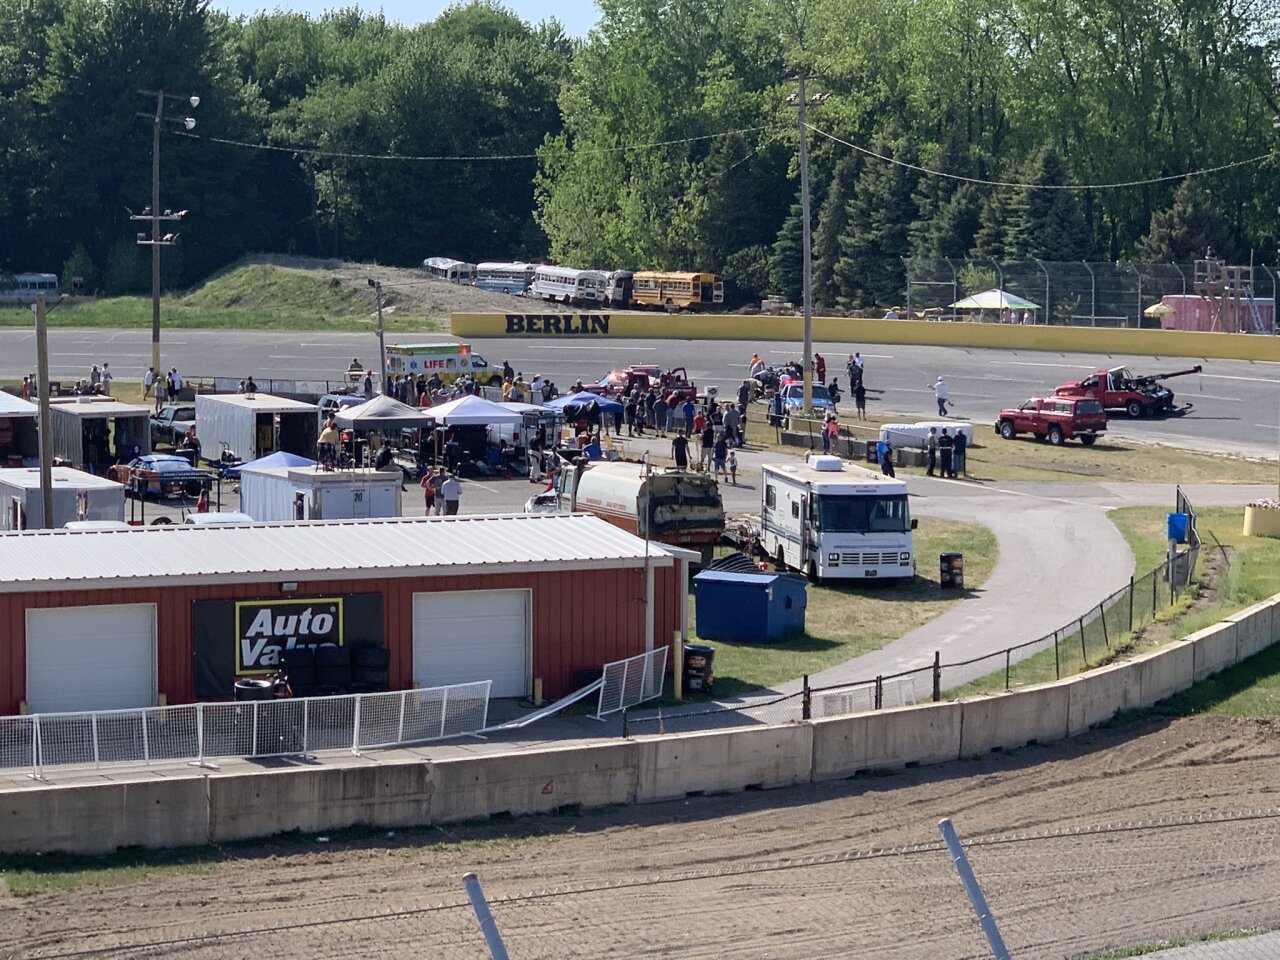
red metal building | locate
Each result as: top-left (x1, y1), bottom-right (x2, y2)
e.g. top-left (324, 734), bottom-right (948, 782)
top-left (0, 514), bottom-right (691, 716)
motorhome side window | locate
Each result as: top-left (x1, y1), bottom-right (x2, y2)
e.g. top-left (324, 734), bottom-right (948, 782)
top-left (765, 485), bottom-right (776, 509)
top-left (791, 501), bottom-right (800, 518)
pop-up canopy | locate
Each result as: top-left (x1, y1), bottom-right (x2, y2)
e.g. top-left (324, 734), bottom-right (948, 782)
top-left (333, 394), bottom-right (434, 428)
top-left (424, 395), bottom-right (523, 426)
top-left (948, 288), bottom-right (1041, 311)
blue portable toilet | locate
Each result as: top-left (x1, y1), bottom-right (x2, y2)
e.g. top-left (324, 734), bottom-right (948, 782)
top-left (693, 570), bottom-right (808, 643)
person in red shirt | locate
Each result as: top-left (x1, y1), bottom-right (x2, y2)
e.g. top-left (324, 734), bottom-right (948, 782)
top-left (693, 411), bottom-right (707, 434)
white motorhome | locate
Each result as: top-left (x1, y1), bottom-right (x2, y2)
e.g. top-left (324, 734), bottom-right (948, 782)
top-left (760, 455), bottom-right (915, 582)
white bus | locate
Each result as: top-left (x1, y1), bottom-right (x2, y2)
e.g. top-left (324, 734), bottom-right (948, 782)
top-left (0, 273), bottom-right (59, 302)
top-left (474, 262), bottom-right (536, 295)
top-left (530, 265), bottom-right (608, 305)
top-left (760, 455), bottom-right (916, 582)
top-left (421, 257), bottom-right (477, 284)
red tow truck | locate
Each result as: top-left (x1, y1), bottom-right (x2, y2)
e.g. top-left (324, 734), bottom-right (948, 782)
top-left (585, 365), bottom-right (698, 401)
top-left (1055, 364), bottom-right (1202, 417)
top-left (995, 396), bottom-right (1107, 446)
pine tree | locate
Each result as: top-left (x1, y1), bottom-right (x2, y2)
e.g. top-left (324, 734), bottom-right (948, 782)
top-left (1137, 178), bottom-right (1236, 263)
top-left (1003, 147), bottom-right (1092, 260)
top-left (834, 139), bottom-right (918, 308)
top-left (908, 131), bottom-right (969, 259)
top-left (918, 183), bottom-right (983, 259)
top-left (770, 200), bottom-right (805, 303)
top-left (812, 156), bottom-right (858, 308)
top-left (972, 190), bottom-right (1011, 260)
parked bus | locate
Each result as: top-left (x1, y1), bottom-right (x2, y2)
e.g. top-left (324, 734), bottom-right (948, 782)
top-left (530, 265), bottom-right (609, 305)
top-left (604, 270), bottom-right (634, 307)
top-left (630, 271), bottom-right (724, 310)
top-left (0, 273), bottom-right (59, 303)
top-left (421, 257), bottom-right (477, 284)
top-left (760, 454), bottom-right (916, 582)
top-left (474, 262), bottom-right (536, 296)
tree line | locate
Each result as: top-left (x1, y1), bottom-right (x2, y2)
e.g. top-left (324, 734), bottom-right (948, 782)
top-left (0, 0), bottom-right (1275, 309)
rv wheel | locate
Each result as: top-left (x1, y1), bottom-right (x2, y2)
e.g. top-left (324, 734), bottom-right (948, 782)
top-left (150, 516), bottom-right (174, 525)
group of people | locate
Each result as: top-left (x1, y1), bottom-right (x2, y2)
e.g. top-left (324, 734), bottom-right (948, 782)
top-left (144, 366), bottom-right (184, 411)
top-left (669, 407), bottom-right (741, 484)
top-left (418, 465), bottom-right (463, 515)
top-left (925, 426), bottom-right (968, 478)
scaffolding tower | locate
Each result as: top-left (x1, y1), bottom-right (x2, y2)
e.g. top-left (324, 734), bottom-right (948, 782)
top-left (1193, 258), bottom-right (1269, 334)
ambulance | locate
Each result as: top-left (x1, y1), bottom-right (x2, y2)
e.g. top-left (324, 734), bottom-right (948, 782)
top-left (384, 343), bottom-right (501, 385)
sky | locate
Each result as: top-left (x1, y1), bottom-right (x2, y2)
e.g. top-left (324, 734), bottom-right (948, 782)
top-left (213, 0), bottom-right (600, 37)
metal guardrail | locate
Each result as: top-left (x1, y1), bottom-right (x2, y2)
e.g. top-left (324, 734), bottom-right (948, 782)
top-left (0, 681), bottom-right (491, 780)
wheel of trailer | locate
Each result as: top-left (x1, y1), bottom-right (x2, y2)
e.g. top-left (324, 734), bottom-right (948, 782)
top-left (775, 546), bottom-right (787, 571)
top-left (1126, 399), bottom-right (1145, 418)
top-left (1047, 426), bottom-right (1064, 446)
top-left (1080, 435), bottom-right (1097, 446)
top-left (998, 420), bottom-right (1015, 440)
top-left (150, 516), bottom-right (173, 525)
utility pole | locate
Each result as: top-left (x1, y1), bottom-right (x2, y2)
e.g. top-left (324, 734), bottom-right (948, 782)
top-left (787, 73), bottom-right (829, 417)
top-left (134, 90), bottom-right (199, 382)
top-left (368, 279), bottom-right (388, 394)
top-left (34, 298), bottom-right (53, 529)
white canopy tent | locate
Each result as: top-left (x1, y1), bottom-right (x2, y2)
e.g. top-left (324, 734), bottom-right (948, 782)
top-left (948, 289), bottom-right (1042, 312)
top-left (425, 395), bottom-right (524, 426)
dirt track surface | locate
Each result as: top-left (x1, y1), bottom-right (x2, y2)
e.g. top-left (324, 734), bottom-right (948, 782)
top-left (5, 715), bottom-right (1280, 959)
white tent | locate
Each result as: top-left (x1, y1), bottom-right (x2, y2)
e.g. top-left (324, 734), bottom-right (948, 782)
top-left (425, 395), bottom-right (523, 426)
top-left (948, 289), bottom-right (1041, 311)
top-left (333, 394), bottom-right (434, 428)
top-left (0, 393), bottom-right (37, 418)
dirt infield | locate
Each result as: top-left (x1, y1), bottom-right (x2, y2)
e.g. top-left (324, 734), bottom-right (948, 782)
top-left (4, 715), bottom-right (1280, 959)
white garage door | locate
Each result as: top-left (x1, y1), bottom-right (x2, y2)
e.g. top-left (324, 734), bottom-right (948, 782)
top-left (26, 605), bottom-right (157, 714)
top-left (412, 590), bottom-right (529, 698)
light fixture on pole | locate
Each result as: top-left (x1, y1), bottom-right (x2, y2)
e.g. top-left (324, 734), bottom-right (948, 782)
top-left (134, 90), bottom-right (199, 386)
top-left (367, 278), bottom-right (388, 394)
top-left (786, 72), bottom-right (831, 417)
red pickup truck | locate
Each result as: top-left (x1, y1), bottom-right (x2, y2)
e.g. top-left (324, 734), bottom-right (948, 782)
top-left (995, 396), bottom-right (1107, 446)
top-left (586, 365), bottom-right (697, 401)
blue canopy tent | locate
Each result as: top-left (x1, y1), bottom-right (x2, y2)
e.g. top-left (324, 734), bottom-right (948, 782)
top-left (544, 391), bottom-right (624, 415)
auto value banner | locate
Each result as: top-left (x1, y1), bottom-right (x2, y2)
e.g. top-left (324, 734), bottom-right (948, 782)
top-left (193, 594), bottom-right (383, 698)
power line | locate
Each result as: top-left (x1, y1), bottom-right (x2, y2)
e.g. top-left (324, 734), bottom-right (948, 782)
top-left (174, 124), bottom-right (780, 163)
top-left (807, 123), bottom-right (1272, 191)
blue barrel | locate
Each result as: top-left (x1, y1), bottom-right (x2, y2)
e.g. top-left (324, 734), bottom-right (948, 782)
top-left (1167, 512), bottom-right (1189, 544)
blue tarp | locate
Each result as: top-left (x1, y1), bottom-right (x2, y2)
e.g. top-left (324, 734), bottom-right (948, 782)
top-left (544, 391), bottom-right (624, 414)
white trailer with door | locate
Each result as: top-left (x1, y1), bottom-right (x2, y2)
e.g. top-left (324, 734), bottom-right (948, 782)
top-left (238, 465), bottom-right (402, 521)
top-left (760, 455), bottom-right (916, 582)
top-left (195, 393), bottom-right (319, 465)
top-left (0, 466), bottom-right (126, 530)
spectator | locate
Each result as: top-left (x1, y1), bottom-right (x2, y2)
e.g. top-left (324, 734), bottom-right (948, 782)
top-left (938, 428), bottom-right (954, 477)
top-left (854, 380), bottom-right (867, 420)
top-left (89, 364), bottom-right (101, 389)
top-left (880, 438), bottom-right (896, 478)
top-left (100, 363), bottom-right (113, 393)
top-left (713, 434), bottom-right (728, 481)
top-left (727, 449), bottom-right (738, 485)
top-left (699, 423), bottom-right (715, 471)
top-left (363, 372), bottom-right (374, 399)
top-left (440, 472), bottom-right (462, 515)
top-left (671, 430), bottom-right (690, 469)
top-left (952, 429), bottom-right (967, 478)
top-left (822, 414), bottom-right (838, 454)
top-left (815, 353), bottom-right (826, 385)
top-left (926, 427), bottom-right (938, 476)
top-left (584, 435), bottom-right (602, 461)
top-left (932, 376), bottom-right (950, 416)
top-left (143, 366), bottom-right (156, 399)
top-left (682, 398), bottom-right (696, 435)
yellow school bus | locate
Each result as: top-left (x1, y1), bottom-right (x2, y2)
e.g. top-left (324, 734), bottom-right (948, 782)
top-left (629, 272), bottom-right (725, 310)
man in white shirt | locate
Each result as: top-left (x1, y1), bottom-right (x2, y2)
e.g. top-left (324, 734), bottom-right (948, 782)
top-left (143, 366), bottom-right (155, 399)
top-left (440, 473), bottom-right (462, 515)
top-left (100, 362), bottom-right (113, 394)
top-left (933, 376), bottom-right (950, 416)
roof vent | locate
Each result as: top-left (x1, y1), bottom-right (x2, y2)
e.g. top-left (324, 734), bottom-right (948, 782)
top-left (809, 455), bottom-right (844, 472)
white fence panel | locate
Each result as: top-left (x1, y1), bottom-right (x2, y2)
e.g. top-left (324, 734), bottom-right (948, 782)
top-left (597, 647), bottom-right (668, 718)
top-left (815, 677), bottom-right (917, 719)
top-left (0, 716), bottom-right (36, 776)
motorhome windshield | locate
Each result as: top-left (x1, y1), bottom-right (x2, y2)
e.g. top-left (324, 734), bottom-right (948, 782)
top-left (815, 493), bottom-right (910, 533)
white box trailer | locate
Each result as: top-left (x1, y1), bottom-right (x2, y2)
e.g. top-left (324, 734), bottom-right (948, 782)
top-left (47, 397), bottom-right (152, 471)
top-left (239, 466), bottom-right (402, 521)
top-left (0, 466), bottom-right (126, 530)
top-left (195, 393), bottom-right (319, 464)
top-left (760, 454), bottom-right (915, 582)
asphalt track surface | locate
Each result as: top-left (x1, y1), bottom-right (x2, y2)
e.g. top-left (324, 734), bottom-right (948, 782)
top-left (0, 327), bottom-right (1276, 456)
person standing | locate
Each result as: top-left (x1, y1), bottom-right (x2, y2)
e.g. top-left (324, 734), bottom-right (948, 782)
top-left (699, 423), bottom-right (715, 471)
top-left (822, 414), bottom-right (837, 454)
top-left (925, 427), bottom-right (938, 476)
top-left (624, 394), bottom-right (637, 437)
top-left (363, 372), bottom-right (374, 399)
top-left (153, 370), bottom-right (167, 411)
top-left (143, 366), bottom-right (155, 400)
top-left (932, 376), bottom-right (950, 416)
top-left (854, 380), bottom-right (867, 420)
top-left (20, 375), bottom-right (30, 401)
top-left (952, 428), bottom-right (967, 478)
top-left (938, 427), bottom-right (954, 477)
top-left (846, 354), bottom-right (862, 394)
top-left (100, 362), bottom-right (113, 394)
top-left (682, 398), bottom-right (695, 435)
top-left (723, 404), bottom-right (741, 448)
top-left (440, 472), bottom-right (462, 515)
top-left (727, 448), bottom-right (738, 485)
top-left (428, 467), bottom-right (447, 515)
top-left (815, 353), bottom-right (826, 386)
top-left (89, 365), bottom-right (101, 391)
top-left (713, 434), bottom-right (729, 481)
top-left (671, 429), bottom-right (690, 469)
top-left (879, 437), bottom-right (895, 478)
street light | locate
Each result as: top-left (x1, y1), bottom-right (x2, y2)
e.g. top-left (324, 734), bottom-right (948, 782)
top-left (786, 72), bottom-right (831, 417)
top-left (367, 278), bottom-right (388, 394)
top-left (134, 90), bottom-right (199, 387)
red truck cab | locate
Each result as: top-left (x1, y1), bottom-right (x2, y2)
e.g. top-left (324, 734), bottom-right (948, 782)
top-left (995, 396), bottom-right (1106, 445)
top-left (1055, 364), bottom-right (1201, 417)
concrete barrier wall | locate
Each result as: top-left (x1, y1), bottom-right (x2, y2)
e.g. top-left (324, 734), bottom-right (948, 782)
top-left (811, 702), bottom-right (962, 781)
top-left (634, 724), bottom-right (813, 803)
top-left (959, 684), bottom-right (1071, 757)
top-left (4, 598), bottom-right (1278, 854)
top-left (451, 312), bottom-right (1280, 362)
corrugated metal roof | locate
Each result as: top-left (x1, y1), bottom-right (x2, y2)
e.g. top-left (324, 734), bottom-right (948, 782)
top-left (47, 399), bottom-right (151, 418)
top-left (196, 393), bottom-right (317, 412)
top-left (0, 467), bottom-right (122, 491)
top-left (0, 513), bottom-right (675, 593)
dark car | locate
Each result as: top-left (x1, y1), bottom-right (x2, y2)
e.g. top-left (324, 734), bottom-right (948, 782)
top-left (107, 454), bottom-right (212, 499)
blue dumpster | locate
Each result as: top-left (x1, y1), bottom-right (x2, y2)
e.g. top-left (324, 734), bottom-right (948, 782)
top-left (693, 570), bottom-right (807, 643)
top-left (1167, 512), bottom-right (1190, 544)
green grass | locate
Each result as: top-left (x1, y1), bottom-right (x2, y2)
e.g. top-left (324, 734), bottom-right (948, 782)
top-left (685, 519), bottom-right (997, 698)
top-left (954, 505), bottom-right (1280, 698)
top-left (0, 263), bottom-right (440, 333)
top-left (1082, 928), bottom-right (1269, 958)
top-left (0, 818), bottom-right (556, 898)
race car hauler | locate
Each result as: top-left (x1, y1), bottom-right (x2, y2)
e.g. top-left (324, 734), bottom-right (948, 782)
top-left (527, 460), bottom-right (724, 565)
top-left (760, 455), bottom-right (916, 582)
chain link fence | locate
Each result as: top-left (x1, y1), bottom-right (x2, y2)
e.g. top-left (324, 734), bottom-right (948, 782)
top-left (904, 258), bottom-right (1278, 331)
top-left (0, 682), bottom-right (492, 779)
